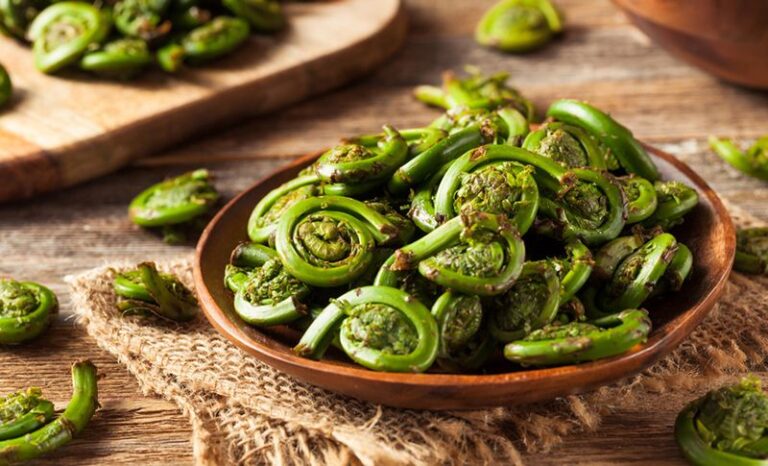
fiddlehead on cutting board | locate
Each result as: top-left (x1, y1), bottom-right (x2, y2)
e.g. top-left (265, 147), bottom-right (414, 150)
top-left (475, 0), bottom-right (562, 53)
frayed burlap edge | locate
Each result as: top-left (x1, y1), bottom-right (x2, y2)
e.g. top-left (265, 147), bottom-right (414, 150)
top-left (66, 204), bottom-right (768, 465)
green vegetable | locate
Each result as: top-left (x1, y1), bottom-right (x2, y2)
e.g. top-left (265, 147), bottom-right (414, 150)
top-left (431, 291), bottom-right (494, 371)
top-left (80, 38), bottom-right (153, 79)
top-left (0, 64), bottom-right (10, 108)
top-left (28, 2), bottom-right (110, 74)
top-left (0, 361), bottom-right (98, 465)
top-left (618, 175), bottom-right (658, 224)
top-left (642, 180), bottom-right (699, 230)
top-left (503, 309), bottom-right (651, 366)
top-left (113, 0), bottom-right (171, 41)
top-left (523, 122), bottom-right (606, 169)
top-left (113, 262), bottom-right (198, 322)
top-left (129, 169), bottom-right (219, 243)
top-left (547, 99), bottom-right (660, 181)
top-left (0, 279), bottom-right (56, 344)
top-left (294, 286), bottom-right (439, 372)
top-left (475, 0), bottom-right (562, 53)
top-left (181, 16), bottom-right (250, 63)
top-left (675, 376), bottom-right (768, 466)
top-left (735, 227), bottom-right (768, 275)
top-left (710, 136), bottom-right (768, 181)
top-left (222, 0), bottom-right (284, 33)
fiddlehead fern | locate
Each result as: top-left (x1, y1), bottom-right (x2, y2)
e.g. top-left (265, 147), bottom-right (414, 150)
top-left (0, 64), bottom-right (10, 109)
top-left (129, 168), bottom-right (219, 243)
top-left (433, 144), bottom-right (549, 234)
top-left (0, 279), bottom-right (56, 345)
top-left (431, 291), bottom-right (494, 371)
top-left (535, 167), bottom-right (627, 245)
top-left (113, 0), bottom-right (172, 41)
top-left (295, 286), bottom-right (438, 372)
top-left (28, 2), bottom-right (110, 74)
top-left (315, 126), bottom-right (408, 185)
top-left (618, 175), bottom-right (658, 224)
top-left (233, 258), bottom-right (310, 326)
top-left (0, 388), bottom-right (54, 441)
top-left (0, 0), bottom-right (48, 40)
top-left (414, 68), bottom-right (534, 117)
top-left (675, 376), bottom-right (768, 466)
top-left (710, 135), bottom-right (768, 182)
top-left (222, 0), bottom-right (284, 33)
top-left (181, 16), bottom-right (250, 63)
top-left (274, 196), bottom-right (404, 287)
top-left (113, 262), bottom-right (198, 322)
top-left (735, 227), bottom-right (768, 275)
top-left (503, 309), bottom-right (651, 366)
top-left (80, 38), bottom-right (153, 79)
top-left (247, 175), bottom-right (321, 244)
top-left (547, 99), bottom-right (660, 181)
top-left (553, 239), bottom-right (593, 302)
top-left (487, 260), bottom-right (560, 342)
top-left (475, 0), bottom-right (562, 53)
top-left (0, 361), bottom-right (98, 465)
top-left (590, 232), bottom-right (681, 314)
top-left (642, 180), bottom-right (699, 230)
top-left (523, 122), bottom-right (606, 169)
top-left (384, 212), bottom-right (525, 296)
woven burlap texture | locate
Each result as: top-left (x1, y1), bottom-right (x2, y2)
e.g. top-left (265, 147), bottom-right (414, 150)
top-left (67, 204), bottom-right (768, 466)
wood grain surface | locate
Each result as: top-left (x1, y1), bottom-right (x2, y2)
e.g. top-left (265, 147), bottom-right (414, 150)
top-left (1, 0), bottom-right (768, 464)
top-left (0, 0), bottom-right (405, 202)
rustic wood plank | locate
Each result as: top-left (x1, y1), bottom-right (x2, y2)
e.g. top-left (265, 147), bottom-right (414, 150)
top-left (2, 0), bottom-right (768, 464)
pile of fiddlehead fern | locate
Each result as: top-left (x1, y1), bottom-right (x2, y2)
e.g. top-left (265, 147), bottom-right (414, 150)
top-left (1, 0), bottom-right (285, 79)
top-left (225, 69), bottom-right (699, 373)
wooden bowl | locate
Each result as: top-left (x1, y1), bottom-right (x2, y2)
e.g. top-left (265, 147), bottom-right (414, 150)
top-left (613, 0), bottom-right (768, 89)
top-left (194, 146), bottom-right (735, 410)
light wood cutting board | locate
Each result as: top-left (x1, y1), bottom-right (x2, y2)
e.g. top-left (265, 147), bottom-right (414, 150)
top-left (0, 0), bottom-right (405, 202)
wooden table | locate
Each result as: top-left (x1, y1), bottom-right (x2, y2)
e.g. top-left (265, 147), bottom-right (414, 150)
top-left (2, 1), bottom-right (767, 464)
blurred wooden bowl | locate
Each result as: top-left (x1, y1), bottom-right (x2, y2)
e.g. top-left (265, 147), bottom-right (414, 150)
top-left (194, 144), bottom-right (735, 410)
top-left (613, 0), bottom-right (768, 89)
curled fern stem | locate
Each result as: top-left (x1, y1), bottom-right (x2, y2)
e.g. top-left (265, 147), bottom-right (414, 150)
top-left (180, 16), bottom-right (250, 63)
top-left (233, 258), bottom-right (309, 326)
top-left (315, 125), bottom-right (408, 185)
top-left (596, 232), bottom-right (679, 314)
top-left (431, 291), bottom-right (494, 371)
top-left (475, 0), bottom-right (562, 53)
top-left (675, 376), bottom-right (768, 466)
top-left (593, 231), bottom-right (648, 281)
top-left (735, 227), bottom-right (768, 275)
top-left (247, 175), bottom-right (320, 244)
top-left (535, 168), bottom-right (627, 245)
top-left (113, 263), bottom-right (198, 322)
top-left (503, 309), bottom-right (651, 366)
top-left (434, 144), bottom-right (547, 234)
top-left (555, 239), bottom-right (593, 302)
top-left (642, 180), bottom-right (699, 230)
top-left (113, 0), bottom-right (172, 41)
top-left (295, 286), bottom-right (439, 373)
top-left (0, 388), bottom-right (54, 441)
top-left (0, 279), bottom-right (56, 345)
top-left (487, 260), bottom-right (560, 342)
top-left (710, 135), bottom-right (768, 182)
top-left (222, 0), bottom-right (284, 33)
top-left (354, 127), bottom-right (447, 159)
top-left (129, 169), bottom-right (219, 229)
top-left (523, 122), bottom-right (606, 169)
top-left (230, 242), bottom-right (277, 268)
top-left (80, 38), bottom-right (153, 79)
top-left (409, 162), bottom-right (452, 233)
top-left (0, 361), bottom-right (98, 465)
top-left (414, 68), bottom-right (535, 117)
top-left (546, 99), bottom-right (660, 181)
top-left (618, 175), bottom-right (658, 224)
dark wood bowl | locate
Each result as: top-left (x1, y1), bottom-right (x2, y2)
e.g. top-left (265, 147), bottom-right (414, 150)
top-left (613, 0), bottom-right (768, 89)
top-left (194, 145), bottom-right (735, 410)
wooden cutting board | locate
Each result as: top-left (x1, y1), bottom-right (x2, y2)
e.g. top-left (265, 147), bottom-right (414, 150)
top-left (0, 0), bottom-right (405, 202)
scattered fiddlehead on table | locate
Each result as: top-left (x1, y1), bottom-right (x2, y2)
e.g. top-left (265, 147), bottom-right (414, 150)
top-left (113, 262), bottom-right (198, 322)
top-left (0, 64), bottom-right (10, 109)
top-left (0, 361), bottom-right (98, 465)
top-left (675, 375), bottom-right (768, 466)
top-left (28, 2), bottom-right (110, 74)
top-left (294, 286), bottom-right (439, 373)
top-left (503, 309), bottom-right (651, 366)
top-left (710, 135), bottom-right (768, 182)
top-left (734, 228), bottom-right (768, 275)
top-left (0, 388), bottom-right (54, 441)
top-left (475, 0), bottom-right (562, 54)
top-left (129, 168), bottom-right (220, 244)
top-left (0, 279), bottom-right (56, 345)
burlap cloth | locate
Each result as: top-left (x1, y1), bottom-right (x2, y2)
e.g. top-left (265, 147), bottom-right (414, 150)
top-left (67, 166), bottom-right (768, 465)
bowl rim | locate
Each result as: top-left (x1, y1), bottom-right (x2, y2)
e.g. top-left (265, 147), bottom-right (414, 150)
top-left (194, 144), bottom-right (735, 393)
